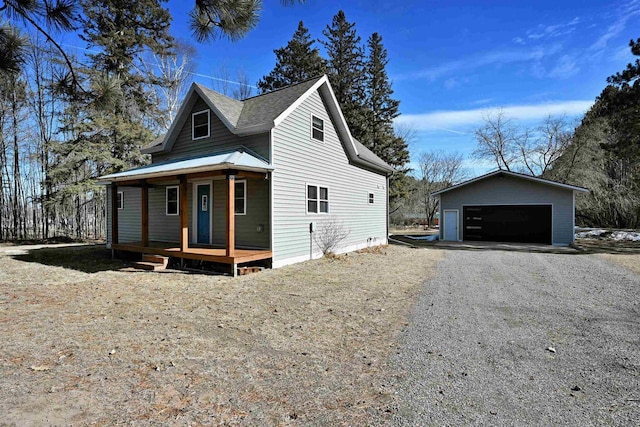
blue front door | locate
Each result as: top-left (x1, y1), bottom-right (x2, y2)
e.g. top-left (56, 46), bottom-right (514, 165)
top-left (197, 184), bottom-right (210, 244)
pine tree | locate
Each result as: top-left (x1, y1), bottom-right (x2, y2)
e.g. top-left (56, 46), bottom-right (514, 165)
top-left (363, 32), bottom-right (410, 206)
top-left (78, 0), bottom-right (174, 170)
top-left (257, 21), bottom-right (326, 93)
top-left (322, 10), bottom-right (367, 141)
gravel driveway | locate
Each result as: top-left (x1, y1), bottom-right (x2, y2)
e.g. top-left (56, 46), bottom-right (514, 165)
top-left (393, 249), bottom-right (640, 426)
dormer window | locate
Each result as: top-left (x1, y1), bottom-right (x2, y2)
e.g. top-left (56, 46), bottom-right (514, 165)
top-left (311, 115), bottom-right (324, 142)
top-left (192, 110), bottom-right (210, 140)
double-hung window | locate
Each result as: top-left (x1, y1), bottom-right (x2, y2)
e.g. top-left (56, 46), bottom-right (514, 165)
top-left (116, 192), bottom-right (123, 210)
top-left (192, 110), bottom-right (210, 140)
top-left (166, 186), bottom-right (179, 216)
top-left (307, 185), bottom-right (328, 213)
top-left (235, 180), bottom-right (246, 215)
top-left (368, 193), bottom-right (375, 204)
top-left (311, 115), bottom-right (324, 142)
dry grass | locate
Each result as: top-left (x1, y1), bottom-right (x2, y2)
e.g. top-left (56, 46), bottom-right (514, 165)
top-left (597, 254), bottom-right (640, 275)
top-left (573, 238), bottom-right (640, 275)
top-left (0, 244), bottom-right (443, 426)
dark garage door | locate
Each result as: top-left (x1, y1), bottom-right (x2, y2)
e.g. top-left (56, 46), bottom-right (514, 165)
top-left (463, 205), bottom-right (552, 244)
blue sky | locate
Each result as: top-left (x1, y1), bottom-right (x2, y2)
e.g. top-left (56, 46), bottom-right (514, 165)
top-left (68, 0), bottom-right (640, 175)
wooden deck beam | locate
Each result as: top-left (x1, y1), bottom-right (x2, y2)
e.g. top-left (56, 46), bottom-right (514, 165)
top-left (109, 170), bottom-right (268, 187)
top-left (111, 242), bottom-right (272, 265)
top-left (226, 173), bottom-right (235, 257)
top-left (111, 184), bottom-right (118, 245)
top-left (141, 180), bottom-right (149, 247)
top-left (179, 175), bottom-right (188, 251)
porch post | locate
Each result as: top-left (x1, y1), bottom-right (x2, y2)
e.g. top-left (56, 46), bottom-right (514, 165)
top-left (141, 180), bottom-right (149, 247)
top-left (111, 183), bottom-right (118, 245)
top-left (226, 173), bottom-right (235, 257)
top-left (179, 175), bottom-right (188, 252)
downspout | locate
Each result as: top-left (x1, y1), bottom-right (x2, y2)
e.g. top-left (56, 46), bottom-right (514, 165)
top-left (386, 175), bottom-right (390, 241)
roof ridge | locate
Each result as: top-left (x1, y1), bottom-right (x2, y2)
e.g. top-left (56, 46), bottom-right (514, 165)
top-left (240, 75), bottom-right (325, 101)
top-left (194, 82), bottom-right (245, 104)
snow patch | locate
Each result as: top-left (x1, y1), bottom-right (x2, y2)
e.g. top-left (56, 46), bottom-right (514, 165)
top-left (575, 228), bottom-right (640, 241)
top-left (404, 234), bottom-right (439, 242)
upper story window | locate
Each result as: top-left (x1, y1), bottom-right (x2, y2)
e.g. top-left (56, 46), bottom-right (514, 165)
top-left (311, 115), bottom-right (324, 142)
top-left (368, 193), bottom-right (374, 204)
top-left (307, 184), bottom-right (329, 213)
top-left (166, 186), bottom-right (179, 215)
top-left (235, 180), bottom-right (246, 215)
top-left (192, 110), bottom-right (210, 140)
top-left (117, 191), bottom-right (123, 210)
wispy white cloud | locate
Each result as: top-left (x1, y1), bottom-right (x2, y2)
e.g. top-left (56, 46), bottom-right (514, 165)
top-left (395, 100), bottom-right (593, 132)
top-left (525, 17), bottom-right (581, 42)
top-left (590, 0), bottom-right (640, 52)
top-left (469, 98), bottom-right (494, 106)
top-left (397, 45), bottom-right (561, 82)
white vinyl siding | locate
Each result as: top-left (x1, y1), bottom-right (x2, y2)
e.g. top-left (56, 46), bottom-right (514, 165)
top-left (272, 89), bottom-right (387, 264)
top-left (192, 110), bottom-right (210, 140)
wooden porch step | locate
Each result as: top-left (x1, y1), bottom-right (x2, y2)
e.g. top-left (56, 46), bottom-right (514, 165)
top-left (133, 261), bottom-right (166, 271)
top-left (133, 254), bottom-right (169, 271)
top-left (142, 254), bottom-right (169, 267)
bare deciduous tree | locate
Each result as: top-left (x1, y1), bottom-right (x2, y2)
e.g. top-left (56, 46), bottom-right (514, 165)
top-left (313, 216), bottom-right (350, 255)
top-left (140, 41), bottom-right (197, 131)
top-left (474, 111), bottom-right (572, 176)
top-left (473, 110), bottom-right (520, 171)
top-left (417, 151), bottom-right (468, 227)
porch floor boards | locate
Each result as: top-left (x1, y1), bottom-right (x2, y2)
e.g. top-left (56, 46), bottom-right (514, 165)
top-left (111, 241), bottom-right (272, 265)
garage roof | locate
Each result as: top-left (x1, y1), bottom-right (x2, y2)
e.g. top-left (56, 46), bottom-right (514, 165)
top-left (432, 170), bottom-right (589, 196)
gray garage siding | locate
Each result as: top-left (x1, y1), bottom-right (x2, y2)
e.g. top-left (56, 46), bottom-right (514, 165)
top-left (439, 174), bottom-right (575, 245)
top-left (152, 98), bottom-right (269, 163)
top-left (271, 89), bottom-right (388, 266)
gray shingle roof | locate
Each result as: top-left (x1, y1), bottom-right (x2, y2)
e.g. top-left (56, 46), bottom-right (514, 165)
top-left (145, 75), bottom-right (393, 175)
top-left (352, 139), bottom-right (395, 173)
top-left (235, 77), bottom-right (322, 129)
top-left (196, 84), bottom-right (244, 128)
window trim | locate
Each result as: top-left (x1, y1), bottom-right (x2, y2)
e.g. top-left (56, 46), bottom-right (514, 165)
top-left (311, 115), bottom-right (324, 142)
top-left (192, 109), bottom-right (210, 140)
top-left (306, 184), bottom-right (329, 214)
top-left (368, 192), bottom-right (375, 204)
top-left (117, 191), bottom-right (123, 210)
top-left (166, 185), bottom-right (179, 216)
top-left (234, 179), bottom-right (247, 216)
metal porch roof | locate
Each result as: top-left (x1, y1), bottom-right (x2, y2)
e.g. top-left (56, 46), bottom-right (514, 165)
top-left (98, 149), bottom-right (272, 183)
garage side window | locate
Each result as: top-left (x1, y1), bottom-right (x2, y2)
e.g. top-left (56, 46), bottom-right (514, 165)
top-left (117, 191), bottom-right (123, 210)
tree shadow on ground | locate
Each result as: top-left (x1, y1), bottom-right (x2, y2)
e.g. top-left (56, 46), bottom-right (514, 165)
top-left (10, 245), bottom-right (133, 273)
top-left (390, 235), bottom-right (640, 255)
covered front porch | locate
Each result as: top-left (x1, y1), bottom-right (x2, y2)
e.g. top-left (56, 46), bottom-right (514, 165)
top-left (100, 150), bottom-right (273, 275)
top-left (110, 241), bottom-right (272, 265)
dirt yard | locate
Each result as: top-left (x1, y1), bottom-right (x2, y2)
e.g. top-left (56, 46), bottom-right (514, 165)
top-left (0, 244), bottom-right (443, 425)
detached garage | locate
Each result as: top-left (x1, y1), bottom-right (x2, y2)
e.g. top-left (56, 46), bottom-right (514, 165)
top-left (433, 170), bottom-right (588, 246)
